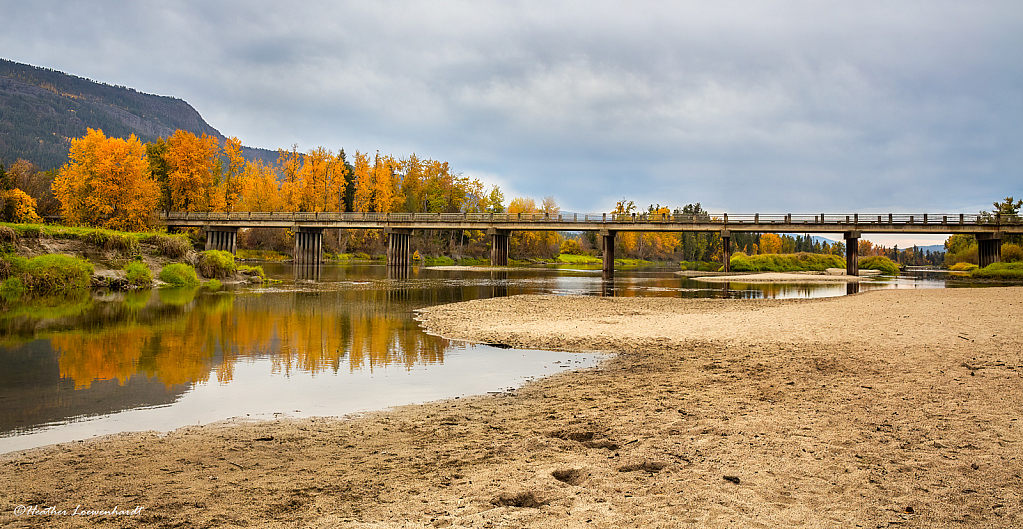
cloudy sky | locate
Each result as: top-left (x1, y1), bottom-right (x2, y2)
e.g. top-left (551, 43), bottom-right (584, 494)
top-left (2, 1), bottom-right (1020, 245)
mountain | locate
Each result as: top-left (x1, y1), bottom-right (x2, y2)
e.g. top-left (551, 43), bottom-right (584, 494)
top-left (0, 58), bottom-right (276, 170)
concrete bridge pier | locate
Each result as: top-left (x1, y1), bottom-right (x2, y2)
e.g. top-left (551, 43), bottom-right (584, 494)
top-left (845, 230), bottom-right (860, 277)
top-left (977, 232), bottom-right (1003, 267)
top-left (721, 230), bottom-right (731, 272)
top-left (489, 228), bottom-right (510, 266)
top-left (601, 230), bottom-right (616, 280)
top-left (294, 227), bottom-right (323, 264)
top-left (204, 226), bottom-right (238, 254)
top-left (386, 228), bottom-right (412, 271)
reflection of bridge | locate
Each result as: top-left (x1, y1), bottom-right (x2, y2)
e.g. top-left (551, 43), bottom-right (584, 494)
top-left (161, 211), bottom-right (1022, 278)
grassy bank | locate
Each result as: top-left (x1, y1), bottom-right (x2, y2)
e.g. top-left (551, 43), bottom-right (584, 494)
top-left (0, 253), bottom-right (94, 295)
top-left (729, 252), bottom-right (844, 272)
top-left (858, 256), bottom-right (900, 275)
top-left (1, 222), bottom-right (192, 259)
top-left (970, 262), bottom-right (1023, 280)
top-left (556, 253), bottom-right (602, 264)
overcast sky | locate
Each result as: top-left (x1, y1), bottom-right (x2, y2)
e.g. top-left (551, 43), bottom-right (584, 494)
top-left (2, 1), bottom-right (1021, 245)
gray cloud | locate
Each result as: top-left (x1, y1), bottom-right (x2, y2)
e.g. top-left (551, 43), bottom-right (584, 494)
top-left (2, 0), bottom-right (1020, 215)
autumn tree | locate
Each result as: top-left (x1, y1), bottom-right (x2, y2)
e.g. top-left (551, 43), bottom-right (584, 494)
top-left (759, 233), bottom-right (783, 254)
top-left (486, 185), bottom-right (505, 213)
top-left (235, 160), bottom-right (282, 212)
top-left (165, 130), bottom-right (222, 211)
top-left (52, 128), bottom-right (159, 231)
top-left (221, 137), bottom-right (246, 212)
top-left (146, 138), bottom-right (173, 212)
top-left (5, 159), bottom-right (59, 217)
top-left (1, 188), bottom-right (43, 223)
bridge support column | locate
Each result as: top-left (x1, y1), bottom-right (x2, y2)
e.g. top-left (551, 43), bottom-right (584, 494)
top-left (601, 230), bottom-right (616, 280)
top-left (721, 230), bottom-right (731, 273)
top-left (204, 226), bottom-right (239, 254)
top-left (488, 228), bottom-right (510, 266)
top-left (845, 230), bottom-right (860, 277)
top-left (977, 232), bottom-right (1003, 268)
top-left (294, 227), bottom-right (323, 264)
top-left (385, 228), bottom-right (412, 271)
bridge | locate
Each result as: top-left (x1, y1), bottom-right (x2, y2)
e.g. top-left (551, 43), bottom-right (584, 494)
top-left (160, 211), bottom-right (1022, 278)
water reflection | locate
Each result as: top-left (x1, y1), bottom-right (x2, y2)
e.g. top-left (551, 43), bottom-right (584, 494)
top-left (1, 286), bottom-right (455, 437)
top-left (294, 262), bottom-right (322, 282)
top-left (387, 264), bottom-right (411, 280)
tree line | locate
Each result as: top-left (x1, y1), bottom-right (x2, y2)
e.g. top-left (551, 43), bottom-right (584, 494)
top-left (1, 128), bottom-right (1019, 265)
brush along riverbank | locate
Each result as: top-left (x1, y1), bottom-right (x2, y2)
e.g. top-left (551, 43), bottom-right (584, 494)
top-left (1, 288), bottom-right (1020, 528)
top-left (0, 224), bottom-right (266, 292)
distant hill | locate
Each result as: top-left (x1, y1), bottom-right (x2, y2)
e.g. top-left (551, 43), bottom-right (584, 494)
top-left (0, 58), bottom-right (277, 170)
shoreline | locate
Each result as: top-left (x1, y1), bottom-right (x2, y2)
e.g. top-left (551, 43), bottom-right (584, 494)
top-left (2, 288), bottom-right (1021, 527)
top-left (688, 271), bottom-right (864, 283)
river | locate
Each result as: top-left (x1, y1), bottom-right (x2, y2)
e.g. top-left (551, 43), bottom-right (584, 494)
top-left (0, 263), bottom-right (953, 454)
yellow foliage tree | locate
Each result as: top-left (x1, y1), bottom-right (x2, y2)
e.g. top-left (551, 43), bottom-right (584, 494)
top-left (165, 130), bottom-right (222, 212)
top-left (352, 151), bottom-right (373, 212)
top-left (2, 188), bottom-right (43, 223)
top-left (52, 128), bottom-right (159, 231)
top-left (759, 233), bottom-right (783, 254)
top-left (221, 137), bottom-right (245, 212)
top-left (235, 160), bottom-right (282, 212)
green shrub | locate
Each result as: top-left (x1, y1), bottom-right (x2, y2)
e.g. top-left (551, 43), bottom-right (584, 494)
top-left (21, 254), bottom-right (94, 293)
top-left (197, 250), bottom-right (237, 278)
top-left (205, 278), bottom-right (223, 291)
top-left (1002, 243), bottom-right (1023, 263)
top-left (729, 252), bottom-right (844, 272)
top-left (423, 256), bottom-right (456, 266)
top-left (949, 262), bottom-right (978, 272)
top-left (354, 252), bottom-right (371, 260)
top-left (970, 262), bottom-right (1023, 280)
top-left (237, 264), bottom-right (266, 280)
top-left (159, 263), bottom-right (200, 287)
top-left (944, 244), bottom-right (978, 267)
top-left (858, 256), bottom-right (900, 275)
top-left (1, 277), bottom-right (26, 300)
top-left (124, 261), bottom-right (153, 288)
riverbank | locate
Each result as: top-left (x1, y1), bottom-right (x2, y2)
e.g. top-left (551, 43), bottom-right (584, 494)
top-left (2, 288), bottom-right (1021, 528)
top-left (687, 271), bottom-right (864, 283)
top-left (0, 224), bottom-right (266, 291)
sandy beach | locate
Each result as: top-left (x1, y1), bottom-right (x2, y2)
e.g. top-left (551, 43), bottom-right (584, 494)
top-left (1, 287), bottom-right (1021, 528)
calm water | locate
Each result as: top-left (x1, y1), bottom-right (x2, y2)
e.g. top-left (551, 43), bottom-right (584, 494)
top-left (0, 263), bottom-right (950, 454)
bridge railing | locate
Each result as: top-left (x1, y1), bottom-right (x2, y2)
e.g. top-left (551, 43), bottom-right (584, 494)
top-left (159, 211), bottom-right (1021, 226)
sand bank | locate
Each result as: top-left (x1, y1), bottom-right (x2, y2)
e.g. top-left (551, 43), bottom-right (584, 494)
top-left (2, 288), bottom-right (1021, 528)
top-left (689, 272), bottom-right (864, 283)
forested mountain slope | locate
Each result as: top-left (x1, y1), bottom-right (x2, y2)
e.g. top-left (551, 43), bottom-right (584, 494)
top-left (0, 58), bottom-right (275, 169)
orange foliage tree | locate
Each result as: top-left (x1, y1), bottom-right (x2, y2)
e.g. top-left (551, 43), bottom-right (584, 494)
top-left (759, 233), bottom-right (783, 254)
top-left (165, 130), bottom-right (222, 212)
top-left (52, 128), bottom-right (159, 231)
